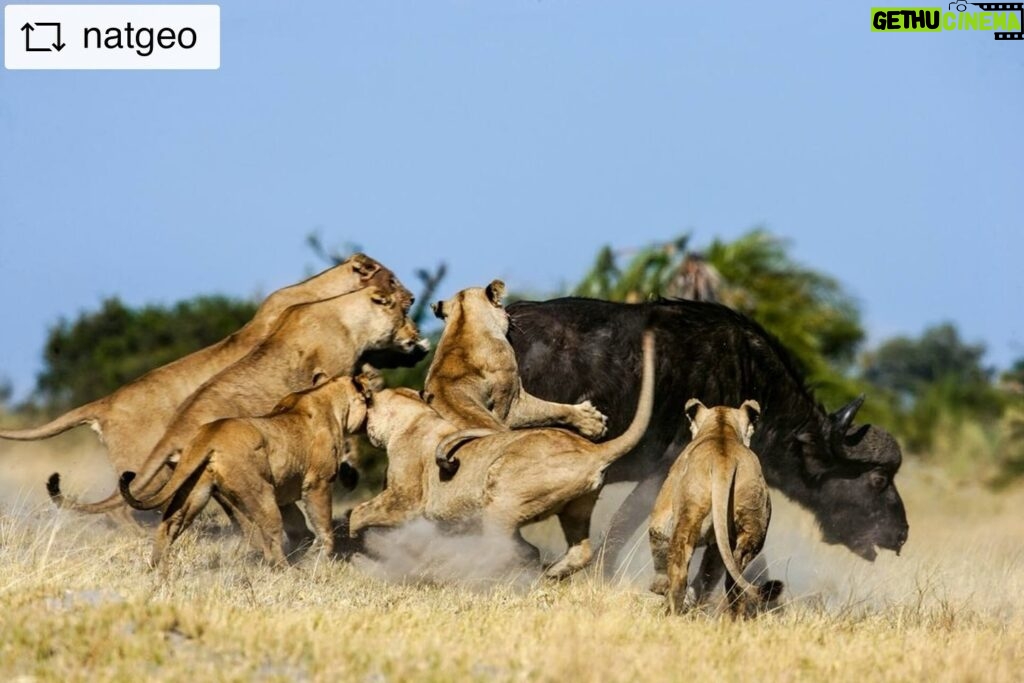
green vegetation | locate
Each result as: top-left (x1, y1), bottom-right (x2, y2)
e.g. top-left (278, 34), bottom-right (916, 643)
top-left (574, 229), bottom-right (1023, 484)
top-left (14, 228), bottom-right (1024, 486)
top-left (35, 296), bottom-right (257, 411)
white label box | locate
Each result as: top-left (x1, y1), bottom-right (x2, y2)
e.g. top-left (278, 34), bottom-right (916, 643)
top-left (5, 4), bottom-right (219, 70)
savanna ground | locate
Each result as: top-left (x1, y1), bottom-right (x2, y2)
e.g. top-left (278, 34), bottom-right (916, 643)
top-left (1, 431), bottom-right (1022, 682)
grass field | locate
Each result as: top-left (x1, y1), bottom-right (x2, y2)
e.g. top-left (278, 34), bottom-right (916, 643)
top-left (1, 434), bottom-right (1022, 682)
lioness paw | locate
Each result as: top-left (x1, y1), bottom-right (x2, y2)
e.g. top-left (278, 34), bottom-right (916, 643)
top-left (572, 401), bottom-right (608, 439)
top-left (649, 574), bottom-right (669, 595)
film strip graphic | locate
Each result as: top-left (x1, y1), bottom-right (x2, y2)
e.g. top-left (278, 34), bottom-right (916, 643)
top-left (970, 2), bottom-right (1024, 39)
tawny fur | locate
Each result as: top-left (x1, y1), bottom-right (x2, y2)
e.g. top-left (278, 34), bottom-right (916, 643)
top-left (77, 284), bottom-right (422, 513)
top-left (5, 254), bottom-right (402, 507)
top-left (121, 375), bottom-right (371, 567)
top-left (350, 332), bottom-right (655, 579)
top-left (424, 280), bottom-right (607, 471)
top-left (648, 399), bottom-right (781, 617)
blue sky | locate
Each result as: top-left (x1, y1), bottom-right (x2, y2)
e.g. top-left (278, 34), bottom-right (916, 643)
top-left (1, 1), bottom-right (1022, 401)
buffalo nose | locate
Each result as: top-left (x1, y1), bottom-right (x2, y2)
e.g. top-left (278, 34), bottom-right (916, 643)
top-left (896, 526), bottom-right (909, 554)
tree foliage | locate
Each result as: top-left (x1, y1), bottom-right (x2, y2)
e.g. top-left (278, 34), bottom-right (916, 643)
top-left (862, 323), bottom-right (992, 398)
top-left (36, 296), bottom-right (257, 411)
top-left (574, 229), bottom-right (865, 382)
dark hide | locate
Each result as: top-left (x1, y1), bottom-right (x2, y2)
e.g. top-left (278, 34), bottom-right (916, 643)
top-left (507, 297), bottom-right (909, 562)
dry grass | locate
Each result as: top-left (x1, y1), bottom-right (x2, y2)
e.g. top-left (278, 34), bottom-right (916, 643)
top-left (1, 439), bottom-right (1022, 682)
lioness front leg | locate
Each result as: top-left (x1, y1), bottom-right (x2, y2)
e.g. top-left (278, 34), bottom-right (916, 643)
top-left (302, 479), bottom-right (335, 556)
top-left (506, 391), bottom-right (608, 439)
top-left (348, 490), bottom-right (421, 538)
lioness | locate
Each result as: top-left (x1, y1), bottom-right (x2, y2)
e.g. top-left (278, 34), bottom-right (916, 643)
top-left (1, 254), bottom-right (406, 487)
top-left (648, 399), bottom-right (782, 617)
top-left (349, 332), bottom-right (655, 579)
top-left (425, 280), bottom-right (607, 472)
top-left (60, 284), bottom-right (424, 513)
top-left (120, 373), bottom-right (372, 567)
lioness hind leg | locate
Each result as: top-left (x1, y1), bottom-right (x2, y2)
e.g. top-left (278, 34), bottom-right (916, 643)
top-left (648, 503), bottom-right (677, 595)
top-left (690, 543), bottom-right (726, 607)
top-left (545, 492), bottom-right (599, 580)
top-left (152, 477), bottom-right (214, 568)
top-left (229, 483), bottom-right (288, 567)
top-left (665, 513), bottom-right (701, 615)
top-left (724, 528), bottom-right (765, 618)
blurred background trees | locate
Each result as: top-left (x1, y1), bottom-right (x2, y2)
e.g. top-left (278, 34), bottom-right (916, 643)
top-left (34, 296), bottom-right (257, 411)
top-left (10, 228), bottom-right (1023, 486)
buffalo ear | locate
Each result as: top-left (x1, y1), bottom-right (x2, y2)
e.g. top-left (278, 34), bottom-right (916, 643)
top-left (684, 398), bottom-right (705, 424)
top-left (431, 301), bottom-right (446, 320)
top-left (485, 280), bottom-right (506, 307)
top-left (741, 399), bottom-right (761, 429)
top-left (370, 289), bottom-right (395, 307)
top-left (351, 253), bottom-right (380, 278)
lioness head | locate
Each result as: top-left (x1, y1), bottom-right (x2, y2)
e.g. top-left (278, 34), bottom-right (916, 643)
top-left (431, 279), bottom-right (508, 335)
top-left (685, 398), bottom-right (760, 446)
top-left (353, 286), bottom-right (426, 355)
top-left (363, 387), bottom-right (431, 450)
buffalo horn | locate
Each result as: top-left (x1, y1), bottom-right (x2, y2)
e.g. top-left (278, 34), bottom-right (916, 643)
top-left (831, 394), bottom-right (865, 434)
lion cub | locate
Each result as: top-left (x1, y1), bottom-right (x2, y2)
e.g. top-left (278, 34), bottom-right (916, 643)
top-left (648, 399), bottom-right (782, 617)
top-left (425, 280), bottom-right (607, 471)
top-left (120, 374), bottom-right (372, 567)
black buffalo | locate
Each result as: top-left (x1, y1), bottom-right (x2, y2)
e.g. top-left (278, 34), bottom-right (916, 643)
top-left (506, 297), bottom-right (909, 565)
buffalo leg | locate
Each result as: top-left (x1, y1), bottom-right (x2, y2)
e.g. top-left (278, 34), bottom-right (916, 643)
top-left (602, 467), bottom-right (671, 578)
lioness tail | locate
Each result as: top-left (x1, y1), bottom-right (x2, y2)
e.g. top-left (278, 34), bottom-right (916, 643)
top-left (0, 401), bottom-right (101, 442)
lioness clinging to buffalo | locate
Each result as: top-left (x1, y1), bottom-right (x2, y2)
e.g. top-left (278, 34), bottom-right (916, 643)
top-left (350, 331), bottom-right (655, 579)
top-left (120, 373), bottom-right (374, 567)
top-left (649, 399), bottom-right (783, 617)
top-left (58, 283), bottom-right (425, 513)
top-left (425, 280), bottom-right (607, 473)
top-left (0, 254), bottom-right (412, 495)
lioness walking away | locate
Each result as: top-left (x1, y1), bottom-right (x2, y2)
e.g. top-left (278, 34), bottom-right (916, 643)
top-left (121, 374), bottom-right (372, 567)
top-left (648, 399), bottom-right (782, 617)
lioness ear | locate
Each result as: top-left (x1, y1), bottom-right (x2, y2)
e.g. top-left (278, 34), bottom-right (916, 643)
top-left (741, 399), bottom-right (761, 428)
top-left (351, 375), bottom-right (375, 404)
top-left (684, 398), bottom-right (705, 424)
top-left (431, 301), bottom-right (446, 320)
top-left (351, 253), bottom-right (380, 278)
top-left (357, 364), bottom-right (385, 392)
top-left (370, 289), bottom-right (394, 307)
top-left (485, 280), bottom-right (506, 307)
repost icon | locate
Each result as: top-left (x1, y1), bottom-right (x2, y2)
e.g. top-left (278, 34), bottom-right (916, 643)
top-left (21, 21), bottom-right (66, 52)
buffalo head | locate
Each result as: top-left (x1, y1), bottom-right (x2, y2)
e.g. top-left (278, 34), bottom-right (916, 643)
top-left (799, 396), bottom-right (909, 560)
